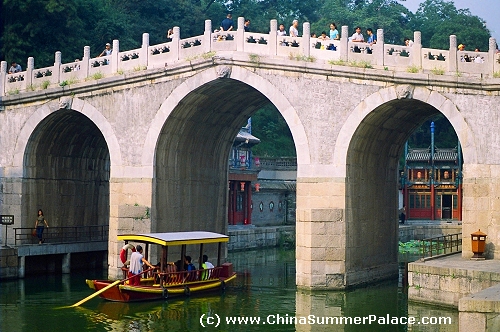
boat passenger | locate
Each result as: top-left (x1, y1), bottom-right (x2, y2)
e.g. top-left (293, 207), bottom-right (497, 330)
top-left (128, 245), bottom-right (155, 286)
top-left (185, 256), bottom-right (196, 271)
top-left (202, 255), bottom-right (215, 280)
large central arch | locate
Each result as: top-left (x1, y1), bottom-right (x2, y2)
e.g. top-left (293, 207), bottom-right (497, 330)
top-left (143, 66), bottom-right (310, 234)
top-left (332, 86), bottom-right (475, 286)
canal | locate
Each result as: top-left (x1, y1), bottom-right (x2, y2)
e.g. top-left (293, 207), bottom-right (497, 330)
top-left (0, 248), bottom-right (457, 331)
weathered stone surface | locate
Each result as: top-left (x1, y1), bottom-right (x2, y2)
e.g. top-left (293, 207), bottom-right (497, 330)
top-left (1, 54), bottom-right (499, 291)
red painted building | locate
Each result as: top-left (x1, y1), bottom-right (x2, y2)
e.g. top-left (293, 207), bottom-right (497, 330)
top-left (401, 146), bottom-right (462, 221)
top-left (227, 127), bottom-right (260, 225)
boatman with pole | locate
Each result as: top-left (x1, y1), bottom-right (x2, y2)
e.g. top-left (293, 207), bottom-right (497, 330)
top-left (129, 245), bottom-right (155, 286)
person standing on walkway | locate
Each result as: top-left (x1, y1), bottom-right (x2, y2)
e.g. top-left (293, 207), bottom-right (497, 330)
top-left (34, 209), bottom-right (49, 244)
top-left (399, 205), bottom-right (406, 224)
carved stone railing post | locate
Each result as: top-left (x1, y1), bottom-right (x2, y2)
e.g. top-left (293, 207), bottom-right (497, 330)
top-left (172, 26), bottom-right (180, 60)
top-left (141, 33), bottom-right (149, 68)
top-left (111, 39), bottom-right (119, 73)
top-left (26, 57), bottom-right (34, 88)
top-left (82, 46), bottom-right (90, 78)
top-left (375, 29), bottom-right (384, 66)
top-left (204, 20), bottom-right (212, 53)
top-left (413, 31), bottom-right (422, 68)
top-left (54, 51), bottom-right (62, 84)
top-left (237, 17), bottom-right (245, 52)
top-left (340, 26), bottom-right (349, 61)
top-left (448, 35), bottom-right (457, 73)
top-left (0, 61), bottom-right (7, 96)
top-left (269, 19), bottom-right (278, 56)
top-left (302, 22), bottom-right (310, 57)
top-left (488, 37), bottom-right (496, 76)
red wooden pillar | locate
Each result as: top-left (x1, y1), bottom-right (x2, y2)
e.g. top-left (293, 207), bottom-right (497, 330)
top-left (246, 182), bottom-right (252, 225)
top-left (430, 185), bottom-right (435, 221)
top-left (458, 184), bottom-right (462, 221)
top-left (233, 181), bottom-right (238, 225)
top-left (228, 181), bottom-right (233, 225)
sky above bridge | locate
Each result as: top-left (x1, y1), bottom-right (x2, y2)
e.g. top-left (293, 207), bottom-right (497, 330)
top-left (398, 0), bottom-right (500, 46)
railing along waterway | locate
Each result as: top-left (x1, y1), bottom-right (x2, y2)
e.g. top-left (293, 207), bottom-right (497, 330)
top-left (420, 232), bottom-right (462, 259)
top-left (13, 225), bottom-right (108, 245)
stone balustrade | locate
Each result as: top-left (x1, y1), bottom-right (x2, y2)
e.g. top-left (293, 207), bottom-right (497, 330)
top-left (1, 17), bottom-right (499, 96)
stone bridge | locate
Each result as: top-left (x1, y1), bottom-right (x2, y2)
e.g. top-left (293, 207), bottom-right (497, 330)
top-left (1, 18), bottom-right (500, 289)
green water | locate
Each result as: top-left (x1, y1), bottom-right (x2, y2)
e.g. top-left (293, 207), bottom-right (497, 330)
top-left (0, 248), bottom-right (458, 331)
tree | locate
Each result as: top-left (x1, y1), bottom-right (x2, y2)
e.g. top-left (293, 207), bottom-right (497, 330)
top-left (250, 104), bottom-right (296, 157)
top-left (411, 0), bottom-right (490, 50)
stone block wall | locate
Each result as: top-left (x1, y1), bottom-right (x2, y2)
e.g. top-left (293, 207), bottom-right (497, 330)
top-left (0, 247), bottom-right (18, 279)
top-left (228, 226), bottom-right (295, 251)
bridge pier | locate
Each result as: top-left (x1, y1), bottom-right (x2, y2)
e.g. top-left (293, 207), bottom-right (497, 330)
top-left (62, 253), bottom-right (70, 274)
top-left (108, 177), bottom-right (153, 279)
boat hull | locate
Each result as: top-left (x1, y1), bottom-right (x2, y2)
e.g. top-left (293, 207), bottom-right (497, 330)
top-left (87, 274), bottom-right (236, 302)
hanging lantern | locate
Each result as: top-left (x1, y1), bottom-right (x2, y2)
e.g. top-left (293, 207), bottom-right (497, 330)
top-left (255, 183), bottom-right (260, 192)
top-left (240, 182), bottom-right (245, 191)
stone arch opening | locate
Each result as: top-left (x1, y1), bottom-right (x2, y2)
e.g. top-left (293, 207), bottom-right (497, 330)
top-left (22, 109), bottom-right (110, 228)
top-left (154, 78), bottom-right (297, 233)
top-left (343, 97), bottom-right (464, 285)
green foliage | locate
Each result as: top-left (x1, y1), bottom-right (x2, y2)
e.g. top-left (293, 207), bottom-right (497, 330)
top-left (407, 113), bottom-right (458, 149)
top-left (407, 65), bottom-right (420, 73)
top-left (431, 67), bottom-right (445, 75)
top-left (251, 105), bottom-right (296, 157)
top-left (411, 0), bottom-right (491, 50)
top-left (41, 80), bottom-right (51, 89)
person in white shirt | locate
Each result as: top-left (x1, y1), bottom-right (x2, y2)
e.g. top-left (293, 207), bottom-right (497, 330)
top-left (289, 20), bottom-right (299, 37)
top-left (351, 26), bottom-right (364, 42)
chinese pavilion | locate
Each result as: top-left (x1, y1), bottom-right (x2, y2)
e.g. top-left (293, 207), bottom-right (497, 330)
top-left (228, 125), bottom-right (260, 225)
top-left (400, 122), bottom-right (463, 221)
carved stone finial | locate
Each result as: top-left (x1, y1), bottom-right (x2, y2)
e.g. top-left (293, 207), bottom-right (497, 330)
top-left (396, 85), bottom-right (414, 100)
top-left (217, 66), bottom-right (232, 79)
top-left (59, 96), bottom-right (73, 109)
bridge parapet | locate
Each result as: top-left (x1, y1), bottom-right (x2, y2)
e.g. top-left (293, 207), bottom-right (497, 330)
top-left (1, 18), bottom-right (499, 96)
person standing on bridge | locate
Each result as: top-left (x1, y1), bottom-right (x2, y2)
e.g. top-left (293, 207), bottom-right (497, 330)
top-left (220, 13), bottom-right (234, 31)
top-left (289, 20), bottom-right (299, 37)
top-left (34, 209), bottom-right (49, 244)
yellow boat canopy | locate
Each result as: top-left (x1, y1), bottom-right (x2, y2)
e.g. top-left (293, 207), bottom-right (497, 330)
top-left (117, 231), bottom-right (229, 246)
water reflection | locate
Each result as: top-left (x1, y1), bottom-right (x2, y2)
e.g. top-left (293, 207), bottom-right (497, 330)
top-left (0, 248), bottom-right (458, 332)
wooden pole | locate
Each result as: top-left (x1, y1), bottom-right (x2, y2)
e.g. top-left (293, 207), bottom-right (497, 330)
top-left (198, 243), bottom-right (204, 270)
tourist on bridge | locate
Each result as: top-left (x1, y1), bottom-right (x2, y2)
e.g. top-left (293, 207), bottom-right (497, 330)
top-left (350, 26), bottom-right (364, 42)
top-left (366, 28), bottom-right (376, 54)
top-left (8, 61), bottom-right (22, 74)
top-left (220, 13), bottom-right (234, 31)
top-left (329, 23), bottom-right (339, 40)
top-left (244, 19), bottom-right (251, 32)
top-left (289, 20), bottom-right (299, 37)
top-left (404, 38), bottom-right (414, 47)
top-left (34, 209), bottom-right (49, 244)
top-left (99, 43), bottom-right (112, 57)
top-left (277, 23), bottom-right (287, 36)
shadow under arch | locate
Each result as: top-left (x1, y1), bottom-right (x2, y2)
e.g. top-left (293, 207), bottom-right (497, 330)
top-left (12, 98), bottom-right (123, 177)
top-left (332, 86), bottom-right (475, 286)
top-left (18, 101), bottom-right (116, 230)
top-left (149, 66), bottom-right (305, 234)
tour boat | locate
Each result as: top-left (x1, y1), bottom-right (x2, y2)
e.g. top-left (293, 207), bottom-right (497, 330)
top-left (85, 231), bottom-right (236, 303)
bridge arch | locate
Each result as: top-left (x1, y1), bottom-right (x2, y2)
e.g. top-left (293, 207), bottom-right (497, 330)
top-left (141, 66), bottom-right (310, 173)
top-left (13, 98), bottom-right (122, 176)
top-left (14, 98), bottom-right (120, 228)
top-left (144, 66), bottom-right (307, 233)
top-left (331, 86), bottom-right (474, 286)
